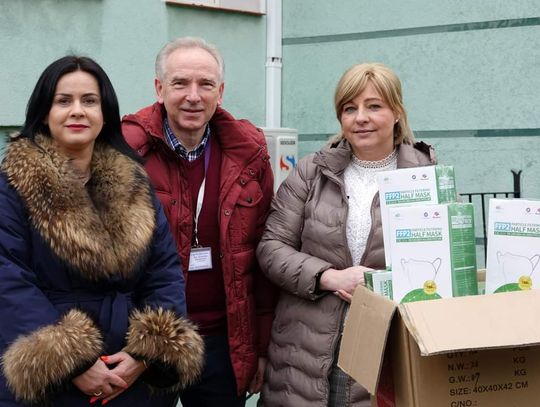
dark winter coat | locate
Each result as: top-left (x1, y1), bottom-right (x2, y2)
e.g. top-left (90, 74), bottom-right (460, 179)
top-left (122, 104), bottom-right (278, 395)
top-left (0, 135), bottom-right (204, 406)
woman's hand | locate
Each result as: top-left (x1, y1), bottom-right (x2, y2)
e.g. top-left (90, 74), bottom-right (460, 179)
top-left (334, 289), bottom-right (354, 303)
top-left (98, 351), bottom-right (147, 403)
top-left (72, 359), bottom-right (128, 403)
top-left (319, 266), bottom-right (372, 302)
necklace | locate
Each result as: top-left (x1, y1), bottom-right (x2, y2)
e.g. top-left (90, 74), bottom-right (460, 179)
top-left (352, 149), bottom-right (397, 169)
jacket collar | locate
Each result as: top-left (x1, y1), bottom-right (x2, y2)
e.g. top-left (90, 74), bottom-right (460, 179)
top-left (210, 107), bottom-right (266, 165)
top-left (397, 141), bottom-right (436, 168)
top-left (313, 138), bottom-right (436, 175)
top-left (313, 138), bottom-right (352, 175)
top-left (1, 135), bottom-right (156, 280)
top-left (124, 103), bottom-right (267, 169)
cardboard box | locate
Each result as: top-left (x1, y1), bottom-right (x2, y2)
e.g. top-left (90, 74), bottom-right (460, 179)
top-left (388, 203), bottom-right (478, 303)
top-left (338, 286), bottom-right (540, 407)
top-left (377, 165), bottom-right (457, 268)
top-left (485, 199), bottom-right (540, 294)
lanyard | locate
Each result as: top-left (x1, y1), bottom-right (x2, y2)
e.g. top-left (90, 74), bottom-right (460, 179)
top-left (192, 142), bottom-right (211, 247)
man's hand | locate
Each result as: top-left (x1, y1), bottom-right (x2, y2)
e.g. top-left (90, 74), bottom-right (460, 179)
top-left (247, 356), bottom-right (266, 394)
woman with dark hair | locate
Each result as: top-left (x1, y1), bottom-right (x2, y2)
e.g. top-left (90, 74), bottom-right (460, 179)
top-left (0, 56), bottom-right (204, 406)
top-left (20, 55), bottom-right (137, 160)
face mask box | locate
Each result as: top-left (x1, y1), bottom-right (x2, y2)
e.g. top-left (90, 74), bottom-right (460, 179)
top-left (364, 270), bottom-right (393, 300)
top-left (485, 199), bottom-right (540, 294)
top-left (377, 165), bottom-right (457, 269)
top-left (388, 203), bottom-right (478, 303)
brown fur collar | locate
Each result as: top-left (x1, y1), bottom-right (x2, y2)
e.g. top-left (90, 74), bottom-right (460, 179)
top-left (1, 135), bottom-right (156, 280)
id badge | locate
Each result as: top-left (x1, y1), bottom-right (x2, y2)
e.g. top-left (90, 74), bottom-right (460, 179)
top-left (188, 247), bottom-right (213, 271)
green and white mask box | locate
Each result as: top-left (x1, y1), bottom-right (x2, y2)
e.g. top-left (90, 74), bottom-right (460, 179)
top-left (388, 203), bottom-right (477, 303)
top-left (364, 269), bottom-right (393, 300)
top-left (377, 165), bottom-right (457, 268)
top-left (485, 199), bottom-right (540, 294)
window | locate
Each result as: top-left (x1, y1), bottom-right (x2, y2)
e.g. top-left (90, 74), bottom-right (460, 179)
top-left (165, 0), bottom-right (265, 15)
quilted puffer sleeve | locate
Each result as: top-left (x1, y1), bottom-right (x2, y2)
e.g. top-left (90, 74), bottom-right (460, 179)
top-left (251, 152), bottom-right (278, 355)
top-left (256, 155), bottom-right (333, 301)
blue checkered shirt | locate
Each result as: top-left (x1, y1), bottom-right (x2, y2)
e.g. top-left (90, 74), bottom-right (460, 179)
top-left (163, 117), bottom-right (210, 162)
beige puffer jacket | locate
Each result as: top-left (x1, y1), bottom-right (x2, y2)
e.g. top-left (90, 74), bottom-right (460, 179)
top-left (257, 139), bottom-right (435, 407)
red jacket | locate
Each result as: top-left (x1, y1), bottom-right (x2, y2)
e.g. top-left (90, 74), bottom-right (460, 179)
top-left (122, 103), bottom-right (277, 394)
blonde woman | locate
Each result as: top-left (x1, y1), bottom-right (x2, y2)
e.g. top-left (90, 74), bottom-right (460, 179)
top-left (257, 63), bottom-right (436, 406)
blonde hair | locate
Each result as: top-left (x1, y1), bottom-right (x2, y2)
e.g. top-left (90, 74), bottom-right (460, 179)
top-left (330, 62), bottom-right (415, 146)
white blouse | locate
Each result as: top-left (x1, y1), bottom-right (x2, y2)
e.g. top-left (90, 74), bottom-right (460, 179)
top-left (344, 150), bottom-right (397, 266)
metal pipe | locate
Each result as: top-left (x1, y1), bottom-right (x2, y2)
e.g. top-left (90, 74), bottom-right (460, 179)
top-left (511, 169), bottom-right (522, 198)
top-left (265, 0), bottom-right (282, 128)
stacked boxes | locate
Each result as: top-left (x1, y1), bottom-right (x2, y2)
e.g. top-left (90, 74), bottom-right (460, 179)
top-left (371, 165), bottom-right (478, 303)
top-left (376, 165), bottom-right (457, 268)
top-left (485, 199), bottom-right (540, 294)
top-left (388, 203), bottom-right (478, 303)
top-left (342, 168), bottom-right (540, 406)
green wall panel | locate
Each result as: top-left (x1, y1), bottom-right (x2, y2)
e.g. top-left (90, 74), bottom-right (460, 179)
top-left (283, 1), bottom-right (540, 202)
top-left (282, 27), bottom-right (540, 134)
top-left (284, 0), bottom-right (539, 38)
top-left (0, 0), bottom-right (266, 128)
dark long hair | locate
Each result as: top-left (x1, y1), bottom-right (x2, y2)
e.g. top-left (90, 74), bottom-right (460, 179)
top-left (20, 55), bottom-right (140, 161)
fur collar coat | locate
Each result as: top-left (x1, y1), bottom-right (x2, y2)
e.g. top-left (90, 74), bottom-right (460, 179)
top-left (0, 135), bottom-right (203, 406)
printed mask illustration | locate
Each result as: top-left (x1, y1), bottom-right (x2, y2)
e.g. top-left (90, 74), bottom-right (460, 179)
top-left (497, 251), bottom-right (540, 290)
top-left (401, 257), bottom-right (442, 294)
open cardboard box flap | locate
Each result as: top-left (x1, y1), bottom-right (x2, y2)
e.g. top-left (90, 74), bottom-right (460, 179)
top-left (338, 286), bottom-right (540, 394)
top-left (338, 286), bottom-right (397, 393)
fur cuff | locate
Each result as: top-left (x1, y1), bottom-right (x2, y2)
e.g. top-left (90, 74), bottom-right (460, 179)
top-left (123, 307), bottom-right (204, 389)
top-left (1, 309), bottom-right (103, 403)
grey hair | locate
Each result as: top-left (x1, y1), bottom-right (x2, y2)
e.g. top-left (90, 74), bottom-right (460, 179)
top-left (155, 36), bottom-right (225, 82)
